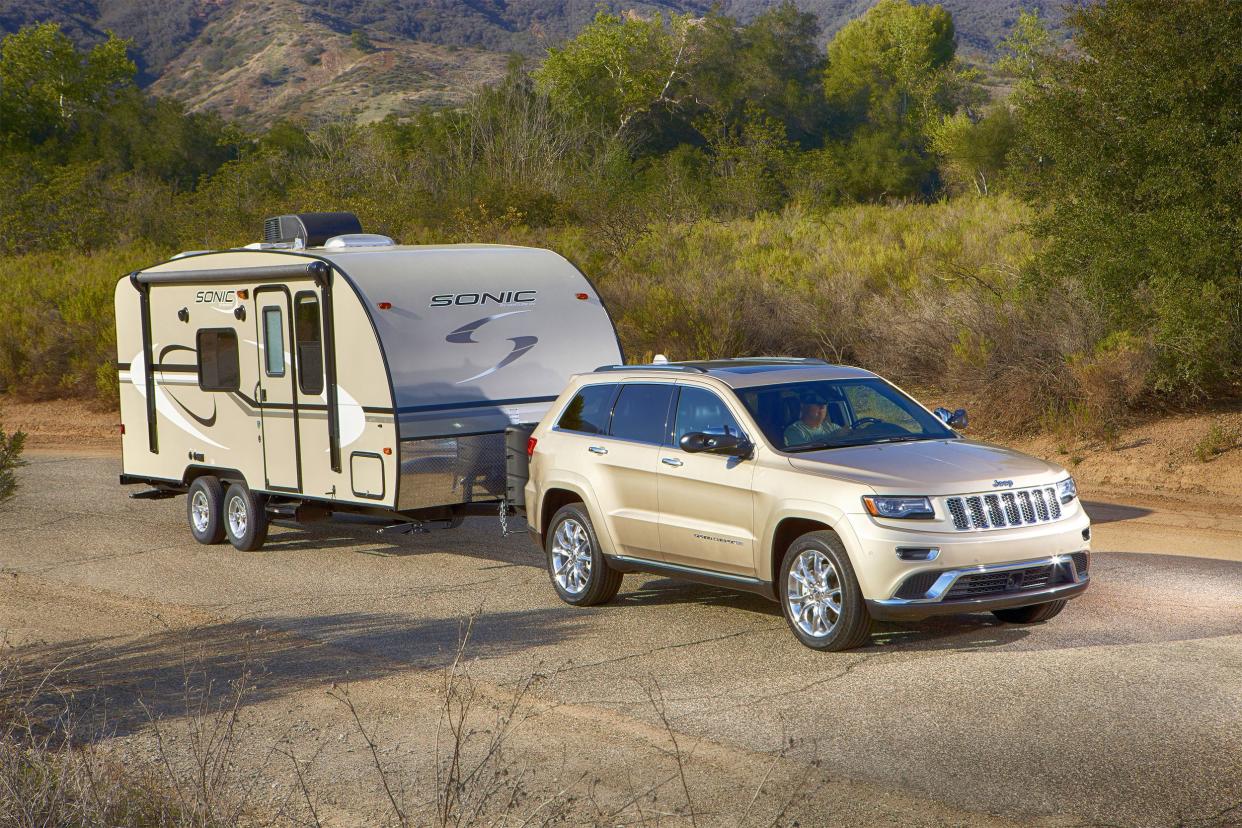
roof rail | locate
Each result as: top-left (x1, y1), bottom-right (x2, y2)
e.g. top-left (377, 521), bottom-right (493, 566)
top-left (706, 357), bottom-right (829, 364)
top-left (594, 363), bottom-right (709, 374)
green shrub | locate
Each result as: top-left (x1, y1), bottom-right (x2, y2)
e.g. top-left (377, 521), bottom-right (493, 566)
top-left (0, 242), bottom-right (170, 401)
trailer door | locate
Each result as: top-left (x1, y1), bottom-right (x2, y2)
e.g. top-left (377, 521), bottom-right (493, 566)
top-left (255, 288), bottom-right (300, 491)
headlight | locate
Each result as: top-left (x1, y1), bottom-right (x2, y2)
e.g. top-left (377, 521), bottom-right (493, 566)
top-left (862, 495), bottom-right (935, 520)
top-left (1056, 477), bottom-right (1077, 504)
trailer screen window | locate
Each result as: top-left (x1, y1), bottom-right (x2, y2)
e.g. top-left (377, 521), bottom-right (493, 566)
top-left (262, 307), bottom-right (285, 377)
top-left (197, 329), bottom-right (240, 392)
top-left (294, 293), bottom-right (323, 396)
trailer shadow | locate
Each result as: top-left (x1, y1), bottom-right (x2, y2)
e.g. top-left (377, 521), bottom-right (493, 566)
top-left (259, 516), bottom-right (544, 568)
top-left (5, 606), bottom-right (593, 741)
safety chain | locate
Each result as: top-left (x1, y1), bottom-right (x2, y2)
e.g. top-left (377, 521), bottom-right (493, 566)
top-left (498, 498), bottom-right (524, 538)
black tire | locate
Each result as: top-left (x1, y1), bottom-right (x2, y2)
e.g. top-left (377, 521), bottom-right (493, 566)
top-left (187, 476), bottom-right (226, 545)
top-left (992, 599), bottom-right (1067, 624)
top-left (778, 531), bottom-right (872, 651)
top-left (223, 482), bottom-right (269, 552)
top-left (545, 503), bottom-right (622, 607)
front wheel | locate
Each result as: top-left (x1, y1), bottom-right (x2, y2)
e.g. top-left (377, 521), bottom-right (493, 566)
top-left (992, 599), bottom-right (1067, 624)
top-left (223, 483), bottom-right (269, 551)
top-left (779, 531), bottom-right (872, 651)
top-left (545, 503), bottom-right (622, 606)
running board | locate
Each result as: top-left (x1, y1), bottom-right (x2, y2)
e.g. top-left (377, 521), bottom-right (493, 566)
top-left (606, 555), bottom-right (777, 601)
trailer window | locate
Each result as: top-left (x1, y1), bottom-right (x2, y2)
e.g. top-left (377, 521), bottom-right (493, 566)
top-left (197, 329), bottom-right (240, 392)
top-left (294, 293), bottom-right (323, 396)
top-left (556, 384), bottom-right (618, 434)
top-left (262, 307), bottom-right (285, 377)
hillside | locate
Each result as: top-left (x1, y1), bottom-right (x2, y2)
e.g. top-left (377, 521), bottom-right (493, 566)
top-left (146, 0), bottom-right (509, 125)
top-left (1, 0), bottom-right (1067, 124)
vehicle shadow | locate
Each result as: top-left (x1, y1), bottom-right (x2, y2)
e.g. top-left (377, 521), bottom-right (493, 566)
top-left (616, 577), bottom-right (1035, 651)
top-left (1082, 500), bottom-right (1152, 524)
top-left (5, 606), bottom-right (594, 741)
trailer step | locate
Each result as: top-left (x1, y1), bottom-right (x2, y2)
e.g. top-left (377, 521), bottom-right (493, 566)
top-left (129, 488), bottom-right (179, 500)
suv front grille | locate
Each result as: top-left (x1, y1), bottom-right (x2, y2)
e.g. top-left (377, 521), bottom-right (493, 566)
top-left (944, 564), bottom-right (1056, 599)
top-left (946, 486), bottom-right (1063, 531)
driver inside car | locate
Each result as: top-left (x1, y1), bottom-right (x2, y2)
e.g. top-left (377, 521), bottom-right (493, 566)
top-left (783, 391), bottom-right (842, 447)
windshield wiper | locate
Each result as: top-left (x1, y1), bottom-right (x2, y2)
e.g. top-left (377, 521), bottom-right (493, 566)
top-left (785, 434), bottom-right (937, 452)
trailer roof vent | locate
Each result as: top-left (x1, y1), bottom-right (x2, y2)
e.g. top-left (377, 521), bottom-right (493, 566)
top-left (324, 234), bottom-right (395, 250)
top-left (263, 212), bottom-right (363, 248)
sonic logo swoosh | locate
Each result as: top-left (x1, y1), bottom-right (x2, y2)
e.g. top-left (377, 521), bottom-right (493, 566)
top-left (446, 311), bottom-right (538, 384)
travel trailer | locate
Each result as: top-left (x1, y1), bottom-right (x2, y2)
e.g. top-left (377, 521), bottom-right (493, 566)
top-left (115, 212), bottom-right (623, 550)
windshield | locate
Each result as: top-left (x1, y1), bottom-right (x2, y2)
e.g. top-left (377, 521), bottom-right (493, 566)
top-left (733, 378), bottom-right (956, 452)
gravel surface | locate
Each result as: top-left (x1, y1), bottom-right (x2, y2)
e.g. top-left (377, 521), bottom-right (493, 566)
top-left (2, 451), bottom-right (1240, 826)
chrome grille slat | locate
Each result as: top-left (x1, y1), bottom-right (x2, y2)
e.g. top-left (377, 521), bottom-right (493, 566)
top-left (945, 484), bottom-right (1070, 531)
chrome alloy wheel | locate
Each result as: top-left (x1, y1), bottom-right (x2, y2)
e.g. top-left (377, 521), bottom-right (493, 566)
top-left (786, 547), bottom-right (843, 638)
top-left (190, 490), bottom-right (211, 534)
top-left (227, 495), bottom-right (248, 539)
top-left (551, 518), bottom-right (592, 595)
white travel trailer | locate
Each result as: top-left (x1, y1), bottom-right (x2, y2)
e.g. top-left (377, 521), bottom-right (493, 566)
top-left (115, 213), bottom-right (623, 550)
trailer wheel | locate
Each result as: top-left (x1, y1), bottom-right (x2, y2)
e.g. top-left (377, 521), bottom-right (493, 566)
top-left (187, 477), bottom-right (226, 545)
top-left (223, 483), bottom-right (269, 551)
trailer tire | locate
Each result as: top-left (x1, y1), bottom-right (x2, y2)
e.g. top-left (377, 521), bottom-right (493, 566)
top-left (223, 483), bottom-right (269, 551)
top-left (187, 477), bottom-right (226, 545)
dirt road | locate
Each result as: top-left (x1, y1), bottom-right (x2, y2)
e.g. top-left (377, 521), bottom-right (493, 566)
top-left (2, 450), bottom-right (1240, 826)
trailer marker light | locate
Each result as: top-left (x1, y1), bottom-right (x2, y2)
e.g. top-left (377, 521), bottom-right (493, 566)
top-left (527, 437), bottom-right (537, 458)
top-left (119, 423), bottom-right (125, 435)
top-left (383, 447), bottom-right (392, 455)
top-left (575, 293), bottom-right (589, 300)
top-left (378, 302), bottom-right (392, 310)
top-left (236, 289), bottom-right (249, 300)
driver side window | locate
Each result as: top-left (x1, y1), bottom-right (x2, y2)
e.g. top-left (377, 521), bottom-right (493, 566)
top-left (673, 386), bottom-right (744, 444)
top-left (842, 385), bottom-right (920, 431)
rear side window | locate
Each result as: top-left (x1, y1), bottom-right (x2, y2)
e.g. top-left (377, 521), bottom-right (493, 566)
top-left (609, 384), bottom-right (675, 444)
top-left (197, 329), bottom-right (240, 392)
top-left (673, 386), bottom-right (744, 443)
top-left (557, 384), bottom-right (618, 434)
top-left (294, 293), bottom-right (323, 396)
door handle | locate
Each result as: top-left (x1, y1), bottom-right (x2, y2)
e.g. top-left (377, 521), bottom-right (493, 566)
top-left (661, 457), bottom-right (683, 467)
top-left (588, 445), bottom-right (608, 455)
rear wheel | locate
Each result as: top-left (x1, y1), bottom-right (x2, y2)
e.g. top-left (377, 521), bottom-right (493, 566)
top-left (546, 503), bottom-right (622, 606)
top-left (187, 477), bottom-right (225, 545)
top-left (779, 531), bottom-right (872, 651)
top-left (992, 599), bottom-right (1067, 624)
top-left (223, 483), bottom-right (269, 551)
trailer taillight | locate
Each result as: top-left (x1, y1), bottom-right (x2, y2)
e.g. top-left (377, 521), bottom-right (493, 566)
top-left (527, 437), bottom-right (537, 458)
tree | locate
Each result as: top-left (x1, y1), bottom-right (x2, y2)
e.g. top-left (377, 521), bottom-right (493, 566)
top-left (691, 4), bottom-right (827, 147)
top-left (0, 416), bottom-right (25, 506)
top-left (0, 23), bottom-right (135, 150)
top-left (1016, 0), bottom-right (1242, 394)
top-left (534, 11), bottom-right (697, 138)
top-left (930, 105), bottom-right (1016, 195)
top-left (822, 0), bottom-right (978, 198)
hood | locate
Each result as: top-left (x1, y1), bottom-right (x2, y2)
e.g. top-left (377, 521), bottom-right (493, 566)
top-left (785, 438), bottom-right (1067, 496)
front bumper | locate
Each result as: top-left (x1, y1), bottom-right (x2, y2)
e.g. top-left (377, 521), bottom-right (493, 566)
top-left (866, 553), bottom-right (1090, 620)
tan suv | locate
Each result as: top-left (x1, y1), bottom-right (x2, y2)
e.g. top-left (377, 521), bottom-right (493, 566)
top-left (522, 359), bottom-right (1091, 651)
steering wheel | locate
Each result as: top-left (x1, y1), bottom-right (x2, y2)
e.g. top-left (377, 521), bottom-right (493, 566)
top-left (852, 417), bottom-right (885, 429)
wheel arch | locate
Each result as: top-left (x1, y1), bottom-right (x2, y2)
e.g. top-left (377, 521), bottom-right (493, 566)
top-left (538, 480), bottom-right (615, 554)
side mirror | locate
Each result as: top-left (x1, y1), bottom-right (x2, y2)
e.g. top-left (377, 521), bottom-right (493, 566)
top-left (679, 432), bottom-right (753, 458)
top-left (934, 407), bottom-right (968, 430)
